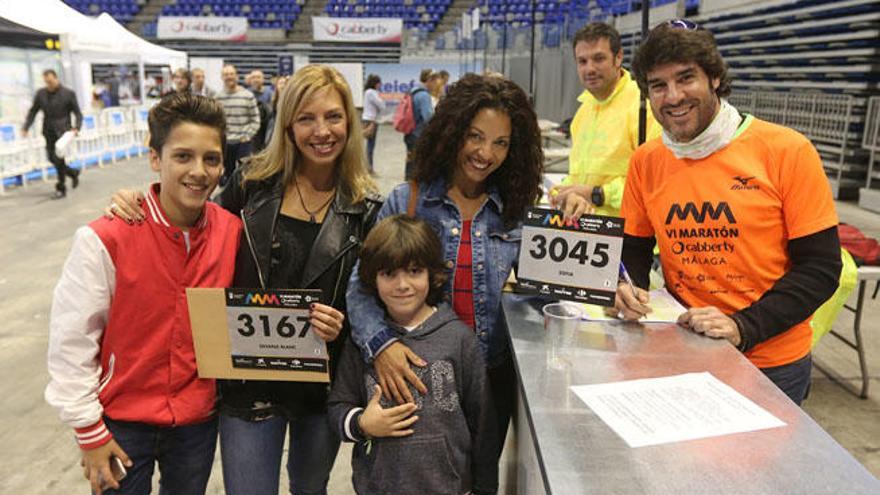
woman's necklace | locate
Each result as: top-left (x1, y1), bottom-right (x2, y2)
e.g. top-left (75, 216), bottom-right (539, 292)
top-left (294, 177), bottom-right (335, 224)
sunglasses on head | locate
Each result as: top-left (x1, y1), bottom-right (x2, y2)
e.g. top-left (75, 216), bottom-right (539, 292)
top-left (666, 18), bottom-right (700, 30)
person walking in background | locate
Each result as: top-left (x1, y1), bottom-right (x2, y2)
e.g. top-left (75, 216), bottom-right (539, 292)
top-left (191, 68), bottom-right (216, 98)
top-left (362, 74), bottom-right (386, 173)
top-left (403, 69), bottom-right (434, 180)
top-left (216, 64), bottom-right (260, 186)
top-left (22, 69), bottom-right (83, 199)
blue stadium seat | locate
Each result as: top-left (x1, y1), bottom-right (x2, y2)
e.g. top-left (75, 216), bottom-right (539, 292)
top-left (70, 0), bottom-right (301, 31)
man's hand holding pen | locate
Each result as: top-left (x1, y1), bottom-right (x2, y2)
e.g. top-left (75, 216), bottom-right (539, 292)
top-left (611, 264), bottom-right (652, 320)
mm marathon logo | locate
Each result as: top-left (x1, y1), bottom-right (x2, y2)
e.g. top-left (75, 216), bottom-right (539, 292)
top-left (524, 207), bottom-right (623, 236)
top-left (245, 293), bottom-right (281, 306)
top-left (544, 214), bottom-right (579, 228)
top-left (665, 202), bottom-right (737, 224)
top-left (663, 202), bottom-right (739, 267)
top-left (226, 288), bottom-right (320, 309)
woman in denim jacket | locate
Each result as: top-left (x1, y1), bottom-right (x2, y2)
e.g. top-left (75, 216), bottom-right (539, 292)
top-left (346, 74), bottom-right (544, 469)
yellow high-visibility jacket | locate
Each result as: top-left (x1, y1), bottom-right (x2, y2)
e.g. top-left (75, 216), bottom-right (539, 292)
top-left (563, 69), bottom-right (661, 216)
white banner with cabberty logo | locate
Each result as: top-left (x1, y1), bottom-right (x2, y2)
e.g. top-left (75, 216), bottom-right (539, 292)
top-left (312, 17), bottom-right (402, 43)
top-left (157, 16), bottom-right (248, 41)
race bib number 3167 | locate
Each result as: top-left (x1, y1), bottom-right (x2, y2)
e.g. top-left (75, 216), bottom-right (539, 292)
top-left (225, 289), bottom-right (327, 373)
top-left (516, 208), bottom-right (623, 306)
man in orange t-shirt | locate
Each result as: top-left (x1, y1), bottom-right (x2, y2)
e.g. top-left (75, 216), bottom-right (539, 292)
top-left (616, 21), bottom-right (841, 405)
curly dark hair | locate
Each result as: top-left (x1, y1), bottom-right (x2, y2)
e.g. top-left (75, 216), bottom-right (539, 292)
top-left (412, 74), bottom-right (543, 228)
top-left (631, 23), bottom-right (732, 98)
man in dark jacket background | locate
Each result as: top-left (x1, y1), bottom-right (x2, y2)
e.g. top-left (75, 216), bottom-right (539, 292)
top-left (22, 69), bottom-right (83, 199)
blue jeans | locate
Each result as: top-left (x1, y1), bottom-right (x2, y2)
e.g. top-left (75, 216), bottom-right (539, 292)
top-left (219, 413), bottom-right (340, 495)
top-left (761, 353), bottom-right (812, 405)
top-left (101, 417), bottom-right (217, 495)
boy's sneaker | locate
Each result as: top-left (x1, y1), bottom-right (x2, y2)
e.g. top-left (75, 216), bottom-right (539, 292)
top-left (51, 189), bottom-right (66, 200)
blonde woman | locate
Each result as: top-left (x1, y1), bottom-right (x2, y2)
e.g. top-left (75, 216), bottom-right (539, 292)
top-left (107, 65), bottom-right (381, 494)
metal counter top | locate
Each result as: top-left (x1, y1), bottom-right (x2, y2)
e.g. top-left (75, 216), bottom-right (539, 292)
top-left (503, 294), bottom-right (880, 495)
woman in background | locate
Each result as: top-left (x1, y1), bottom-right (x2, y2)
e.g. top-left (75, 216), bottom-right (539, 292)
top-left (361, 74), bottom-right (385, 172)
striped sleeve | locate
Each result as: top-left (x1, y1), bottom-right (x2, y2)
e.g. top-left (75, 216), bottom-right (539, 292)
top-left (217, 89), bottom-right (260, 143)
top-left (75, 418), bottom-right (112, 449)
top-left (343, 407), bottom-right (366, 442)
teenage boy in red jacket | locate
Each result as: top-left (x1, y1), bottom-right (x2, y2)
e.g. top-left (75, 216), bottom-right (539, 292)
top-left (45, 93), bottom-right (242, 494)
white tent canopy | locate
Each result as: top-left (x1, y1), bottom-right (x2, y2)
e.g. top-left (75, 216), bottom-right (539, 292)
top-left (93, 14), bottom-right (187, 66)
top-left (0, 0), bottom-right (186, 109)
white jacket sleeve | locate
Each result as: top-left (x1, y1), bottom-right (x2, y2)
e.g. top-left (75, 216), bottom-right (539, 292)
top-left (45, 226), bottom-right (116, 445)
top-left (370, 89), bottom-right (386, 113)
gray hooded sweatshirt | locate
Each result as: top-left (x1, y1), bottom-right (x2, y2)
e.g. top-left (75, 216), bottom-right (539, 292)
top-left (328, 305), bottom-right (498, 495)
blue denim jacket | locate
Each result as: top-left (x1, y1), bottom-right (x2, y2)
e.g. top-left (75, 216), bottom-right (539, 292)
top-left (346, 179), bottom-right (522, 369)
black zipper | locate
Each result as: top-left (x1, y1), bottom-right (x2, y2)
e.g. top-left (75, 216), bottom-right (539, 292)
top-left (328, 235), bottom-right (361, 304)
top-left (241, 209), bottom-right (267, 290)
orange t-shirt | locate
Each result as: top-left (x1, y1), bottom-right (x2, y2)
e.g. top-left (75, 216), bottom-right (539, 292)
top-left (621, 116), bottom-right (838, 368)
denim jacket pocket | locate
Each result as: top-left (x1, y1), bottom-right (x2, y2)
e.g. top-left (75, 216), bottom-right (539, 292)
top-left (487, 229), bottom-right (522, 288)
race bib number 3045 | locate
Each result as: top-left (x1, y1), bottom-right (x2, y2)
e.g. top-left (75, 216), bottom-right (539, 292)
top-left (516, 208), bottom-right (624, 306)
top-left (225, 289), bottom-right (327, 373)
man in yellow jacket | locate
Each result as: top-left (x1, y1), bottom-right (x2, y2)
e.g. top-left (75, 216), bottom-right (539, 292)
top-left (552, 22), bottom-right (661, 218)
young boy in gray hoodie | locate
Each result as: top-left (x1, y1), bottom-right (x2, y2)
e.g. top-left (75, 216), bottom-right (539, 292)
top-left (329, 215), bottom-right (497, 495)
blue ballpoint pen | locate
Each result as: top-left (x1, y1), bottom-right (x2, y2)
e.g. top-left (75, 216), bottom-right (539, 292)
top-left (618, 262), bottom-right (640, 301)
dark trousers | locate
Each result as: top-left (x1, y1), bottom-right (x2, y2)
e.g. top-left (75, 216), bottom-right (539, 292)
top-left (44, 131), bottom-right (76, 192)
top-left (101, 416), bottom-right (218, 495)
top-left (223, 141), bottom-right (252, 185)
top-left (761, 353), bottom-right (812, 405)
top-left (487, 354), bottom-right (517, 464)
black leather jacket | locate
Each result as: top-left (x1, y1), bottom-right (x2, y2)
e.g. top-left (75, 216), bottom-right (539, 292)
top-left (215, 168), bottom-right (382, 420)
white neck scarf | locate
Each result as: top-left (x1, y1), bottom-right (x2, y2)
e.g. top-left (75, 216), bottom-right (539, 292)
top-left (662, 98), bottom-right (741, 160)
